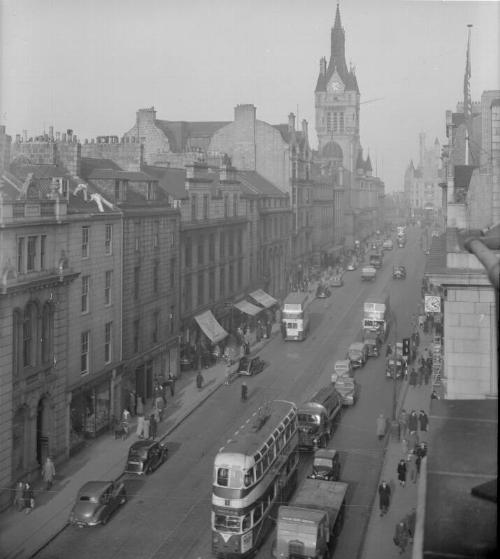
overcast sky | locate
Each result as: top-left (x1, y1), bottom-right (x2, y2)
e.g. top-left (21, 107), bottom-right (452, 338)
top-left (1, 0), bottom-right (498, 191)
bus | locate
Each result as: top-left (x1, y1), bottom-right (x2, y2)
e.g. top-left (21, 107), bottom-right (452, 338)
top-left (281, 292), bottom-right (311, 341)
top-left (212, 401), bottom-right (299, 558)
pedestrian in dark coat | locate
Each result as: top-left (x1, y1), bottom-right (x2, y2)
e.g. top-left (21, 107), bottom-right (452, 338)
top-left (168, 373), bottom-right (176, 396)
top-left (394, 520), bottom-right (410, 553)
top-left (149, 414), bottom-right (157, 440)
top-left (408, 410), bottom-right (418, 434)
top-left (386, 343), bottom-right (393, 357)
top-left (378, 481), bottom-right (391, 516)
top-left (406, 508), bottom-right (417, 542)
top-left (23, 483), bottom-right (34, 514)
top-left (419, 410), bottom-right (429, 432)
top-left (397, 459), bottom-right (407, 487)
top-left (409, 368), bottom-right (418, 387)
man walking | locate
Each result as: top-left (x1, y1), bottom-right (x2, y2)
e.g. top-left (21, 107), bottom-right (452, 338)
top-left (419, 410), bottom-right (429, 432)
top-left (378, 480), bottom-right (391, 516)
top-left (42, 456), bottom-right (56, 491)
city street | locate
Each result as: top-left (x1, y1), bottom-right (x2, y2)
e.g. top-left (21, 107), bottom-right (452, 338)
top-left (34, 230), bottom-right (426, 559)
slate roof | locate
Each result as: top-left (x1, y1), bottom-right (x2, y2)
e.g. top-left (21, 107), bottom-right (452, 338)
top-left (80, 157), bottom-right (121, 177)
top-left (155, 120), bottom-right (229, 152)
top-left (142, 165), bottom-right (188, 199)
top-left (454, 164), bottom-right (476, 189)
top-left (424, 399), bottom-right (497, 558)
top-left (237, 171), bottom-right (287, 198)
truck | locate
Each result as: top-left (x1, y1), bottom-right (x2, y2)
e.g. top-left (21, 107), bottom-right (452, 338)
top-left (297, 385), bottom-right (342, 449)
top-left (361, 265), bottom-right (377, 281)
top-left (281, 292), bottom-right (311, 341)
top-left (369, 252), bottom-right (383, 268)
top-left (362, 291), bottom-right (391, 340)
top-left (275, 479), bottom-right (348, 559)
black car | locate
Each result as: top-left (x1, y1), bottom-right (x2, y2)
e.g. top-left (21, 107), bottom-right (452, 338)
top-left (68, 481), bottom-right (127, 527)
top-left (237, 355), bottom-right (266, 376)
top-left (392, 265), bottom-right (406, 279)
top-left (364, 337), bottom-right (381, 357)
top-left (125, 440), bottom-right (168, 475)
top-left (316, 285), bottom-right (331, 298)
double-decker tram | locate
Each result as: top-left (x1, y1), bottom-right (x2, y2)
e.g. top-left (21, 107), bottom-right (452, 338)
top-left (211, 400), bottom-right (299, 558)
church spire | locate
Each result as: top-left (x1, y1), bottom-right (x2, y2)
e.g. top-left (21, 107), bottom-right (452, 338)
top-left (334, 2), bottom-right (342, 31)
top-left (330, 2), bottom-right (347, 77)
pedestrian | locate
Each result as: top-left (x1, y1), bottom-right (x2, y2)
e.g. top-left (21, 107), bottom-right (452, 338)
top-left (386, 343), bottom-right (393, 357)
top-left (406, 508), bottom-right (417, 542)
top-left (149, 414), bottom-right (157, 440)
top-left (430, 390), bottom-right (440, 400)
top-left (398, 408), bottom-right (409, 440)
top-left (409, 368), bottom-right (418, 388)
top-left (401, 438), bottom-right (408, 457)
top-left (152, 404), bottom-right (161, 424)
top-left (155, 395), bottom-right (164, 418)
top-left (406, 451), bottom-right (418, 483)
top-left (397, 459), bottom-right (407, 487)
top-left (241, 382), bottom-right (248, 402)
top-left (14, 481), bottom-right (24, 511)
top-left (23, 482), bottom-right (34, 514)
top-left (196, 370), bottom-right (204, 389)
top-left (408, 410), bottom-right (418, 434)
top-left (419, 410), bottom-right (429, 432)
top-left (378, 480), bottom-right (391, 516)
top-left (168, 373), bottom-right (176, 396)
top-left (41, 456), bottom-right (56, 490)
top-left (129, 390), bottom-right (136, 416)
top-left (393, 520), bottom-right (410, 554)
top-left (376, 413), bottom-right (386, 440)
top-left (136, 396), bottom-right (144, 417)
top-left (143, 415), bottom-right (150, 440)
top-left (136, 413), bottom-right (145, 438)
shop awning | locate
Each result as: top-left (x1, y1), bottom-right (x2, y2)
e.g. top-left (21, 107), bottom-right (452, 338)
top-left (249, 289), bottom-right (278, 309)
top-left (194, 311), bottom-right (228, 343)
top-left (234, 299), bottom-right (262, 316)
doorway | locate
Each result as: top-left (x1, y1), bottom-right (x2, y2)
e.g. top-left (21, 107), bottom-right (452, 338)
top-left (36, 396), bottom-right (49, 466)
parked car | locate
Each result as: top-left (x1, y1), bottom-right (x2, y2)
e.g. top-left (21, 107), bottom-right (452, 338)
top-left (392, 265), bottom-right (406, 279)
top-left (382, 239), bottom-right (393, 250)
top-left (68, 481), bottom-right (127, 527)
top-left (332, 359), bottom-right (353, 380)
top-left (316, 284), bottom-right (331, 298)
top-left (346, 342), bottom-right (369, 368)
top-left (330, 274), bottom-right (343, 287)
top-left (124, 440), bottom-right (168, 475)
top-left (237, 355), bottom-right (266, 376)
top-left (308, 448), bottom-right (341, 481)
top-left (333, 376), bottom-right (359, 406)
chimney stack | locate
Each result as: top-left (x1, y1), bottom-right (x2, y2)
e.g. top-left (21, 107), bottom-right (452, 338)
top-left (288, 113), bottom-right (296, 132)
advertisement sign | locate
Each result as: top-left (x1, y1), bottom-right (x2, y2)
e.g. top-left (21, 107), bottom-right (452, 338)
top-left (424, 295), bottom-right (441, 313)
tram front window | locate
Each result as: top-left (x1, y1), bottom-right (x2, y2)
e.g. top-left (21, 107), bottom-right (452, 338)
top-left (214, 513), bottom-right (241, 532)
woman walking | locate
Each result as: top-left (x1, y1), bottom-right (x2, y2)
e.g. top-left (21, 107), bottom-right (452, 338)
top-left (397, 458), bottom-right (407, 487)
top-left (42, 456), bottom-right (56, 490)
top-left (23, 483), bottom-right (34, 514)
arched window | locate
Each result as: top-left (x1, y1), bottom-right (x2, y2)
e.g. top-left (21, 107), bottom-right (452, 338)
top-left (41, 303), bottom-right (54, 364)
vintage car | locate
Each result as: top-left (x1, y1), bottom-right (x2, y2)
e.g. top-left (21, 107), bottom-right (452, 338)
top-left (385, 355), bottom-right (408, 379)
top-left (361, 266), bottom-right (377, 281)
top-left (330, 274), bottom-right (344, 287)
top-left (392, 265), bottom-right (407, 279)
top-left (346, 342), bottom-right (369, 368)
top-left (68, 480), bottom-right (127, 527)
top-left (237, 355), bottom-right (266, 376)
top-left (308, 448), bottom-right (341, 481)
top-left (316, 284), bottom-right (331, 298)
top-left (332, 359), bottom-right (353, 381)
top-left (333, 376), bottom-right (359, 406)
top-left (364, 336), bottom-right (381, 358)
top-left (124, 440), bottom-right (168, 475)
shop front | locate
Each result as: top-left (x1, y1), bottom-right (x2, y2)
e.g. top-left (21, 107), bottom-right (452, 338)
top-left (70, 374), bottom-right (111, 452)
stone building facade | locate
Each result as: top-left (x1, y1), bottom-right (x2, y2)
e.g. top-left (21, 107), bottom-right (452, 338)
top-left (0, 125), bottom-right (11, 175)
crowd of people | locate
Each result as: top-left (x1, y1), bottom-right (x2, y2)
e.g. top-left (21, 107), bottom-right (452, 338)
top-left (13, 456), bottom-right (56, 514)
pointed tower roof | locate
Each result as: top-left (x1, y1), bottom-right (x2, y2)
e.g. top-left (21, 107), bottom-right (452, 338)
top-left (315, 3), bottom-right (359, 93)
top-left (356, 149), bottom-right (365, 171)
top-left (365, 154), bottom-right (373, 172)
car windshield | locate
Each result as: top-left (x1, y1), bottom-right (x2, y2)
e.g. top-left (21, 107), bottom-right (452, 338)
top-left (214, 513), bottom-right (241, 533)
top-left (79, 494), bottom-right (99, 503)
top-left (129, 447), bottom-right (148, 459)
top-left (298, 413), bottom-right (320, 425)
top-left (348, 349), bottom-right (362, 358)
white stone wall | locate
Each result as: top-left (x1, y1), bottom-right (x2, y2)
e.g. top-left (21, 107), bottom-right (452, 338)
top-left (444, 287), bottom-right (497, 398)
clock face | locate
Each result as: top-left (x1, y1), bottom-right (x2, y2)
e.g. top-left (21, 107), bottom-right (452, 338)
top-left (329, 80), bottom-right (342, 92)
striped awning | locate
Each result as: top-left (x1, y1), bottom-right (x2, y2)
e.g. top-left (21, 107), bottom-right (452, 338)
top-left (194, 311), bottom-right (228, 343)
top-left (234, 299), bottom-right (262, 316)
top-left (249, 289), bottom-right (278, 309)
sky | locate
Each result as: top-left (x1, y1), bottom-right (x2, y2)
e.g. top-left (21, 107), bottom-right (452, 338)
top-left (1, 0), bottom-right (498, 192)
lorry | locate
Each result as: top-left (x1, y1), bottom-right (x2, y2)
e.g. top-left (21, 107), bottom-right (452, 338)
top-left (275, 479), bottom-right (348, 559)
top-left (362, 291), bottom-right (391, 340)
top-left (361, 266), bottom-right (377, 281)
top-left (281, 292), bottom-right (311, 341)
top-left (297, 385), bottom-right (342, 449)
top-left (369, 252), bottom-right (383, 268)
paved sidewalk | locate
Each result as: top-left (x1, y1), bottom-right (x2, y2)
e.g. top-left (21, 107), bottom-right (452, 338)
top-left (0, 324), bottom-right (280, 559)
top-left (360, 331), bottom-right (434, 559)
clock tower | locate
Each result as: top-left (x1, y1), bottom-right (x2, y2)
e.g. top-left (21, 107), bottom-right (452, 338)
top-left (315, 3), bottom-right (360, 173)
